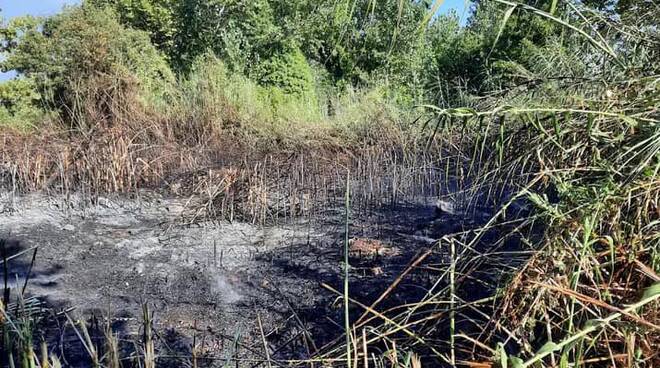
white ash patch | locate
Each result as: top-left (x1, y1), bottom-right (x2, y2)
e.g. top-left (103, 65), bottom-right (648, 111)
top-left (210, 273), bottom-right (242, 304)
top-left (116, 236), bottom-right (162, 259)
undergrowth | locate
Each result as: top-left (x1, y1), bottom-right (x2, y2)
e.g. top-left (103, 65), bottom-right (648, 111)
top-left (316, 2), bottom-right (660, 367)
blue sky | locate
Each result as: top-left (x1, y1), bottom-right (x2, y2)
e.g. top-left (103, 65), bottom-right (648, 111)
top-left (0, 0), bottom-right (471, 81)
top-left (0, 0), bottom-right (80, 19)
top-left (435, 0), bottom-right (472, 21)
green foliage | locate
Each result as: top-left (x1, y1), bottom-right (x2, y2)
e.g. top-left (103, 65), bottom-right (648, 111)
top-left (256, 45), bottom-right (317, 101)
top-left (0, 16), bottom-right (53, 128)
top-left (89, 0), bottom-right (437, 102)
top-left (3, 0), bottom-right (652, 136)
top-left (422, 13), bottom-right (477, 104)
top-left (169, 52), bottom-right (413, 146)
top-left (329, 85), bottom-right (409, 143)
top-left (424, 0), bottom-right (565, 99)
top-left (92, 0), bottom-right (282, 73)
top-left (0, 77), bottom-right (50, 129)
top-left (88, 0), bottom-right (178, 60)
top-left (314, 0), bottom-right (433, 93)
top-left (0, 4), bottom-right (175, 128)
top-left (174, 53), bottom-right (322, 142)
top-left (174, 53), bottom-right (269, 128)
top-left (0, 78), bottom-right (40, 115)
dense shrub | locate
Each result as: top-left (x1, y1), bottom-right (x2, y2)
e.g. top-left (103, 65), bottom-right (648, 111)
top-left (256, 45), bottom-right (316, 99)
top-left (0, 77), bottom-right (51, 129)
top-left (1, 5), bottom-right (174, 129)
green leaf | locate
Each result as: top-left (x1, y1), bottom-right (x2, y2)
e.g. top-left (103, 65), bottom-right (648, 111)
top-left (497, 343), bottom-right (508, 368)
top-left (559, 352), bottom-right (569, 368)
top-left (583, 319), bottom-right (600, 329)
top-left (510, 356), bottom-right (524, 368)
top-left (447, 107), bottom-right (477, 115)
top-left (538, 341), bottom-right (560, 354)
top-left (642, 283), bottom-right (660, 299)
top-left (620, 115), bottom-right (638, 127)
top-left (488, 5), bottom-right (517, 60)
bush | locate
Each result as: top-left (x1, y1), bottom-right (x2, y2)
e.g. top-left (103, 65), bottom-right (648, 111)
top-left (254, 44), bottom-right (321, 120)
top-left (0, 77), bottom-right (51, 130)
top-left (256, 45), bottom-right (316, 96)
top-left (170, 52), bottom-right (420, 148)
top-left (1, 4), bottom-right (175, 130)
top-left (173, 53), bottom-right (328, 145)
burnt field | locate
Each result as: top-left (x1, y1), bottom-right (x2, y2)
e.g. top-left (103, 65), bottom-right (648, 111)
top-left (0, 151), bottom-right (536, 367)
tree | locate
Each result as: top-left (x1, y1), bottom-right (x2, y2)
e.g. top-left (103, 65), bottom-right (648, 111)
top-left (89, 0), bottom-right (279, 73)
top-left (1, 4), bottom-right (174, 128)
top-left (86, 0), bottom-right (438, 100)
top-left (309, 0), bottom-right (432, 87)
top-left (88, 0), bottom-right (178, 58)
top-left (423, 0), bottom-right (565, 98)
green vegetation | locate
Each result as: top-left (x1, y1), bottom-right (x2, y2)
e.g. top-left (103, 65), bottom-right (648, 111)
top-left (0, 0), bottom-right (658, 367)
top-left (1, 5), bottom-right (174, 130)
top-left (0, 0), bottom-right (461, 133)
top-left (0, 77), bottom-right (48, 130)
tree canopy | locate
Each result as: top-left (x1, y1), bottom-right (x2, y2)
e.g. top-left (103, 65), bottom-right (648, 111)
top-left (1, 0), bottom-right (656, 127)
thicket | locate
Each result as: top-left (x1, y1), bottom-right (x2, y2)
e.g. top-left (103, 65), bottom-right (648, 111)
top-left (0, 0), bottom-right (497, 135)
top-left (4, 0), bottom-right (638, 134)
top-left (1, 6), bottom-right (174, 131)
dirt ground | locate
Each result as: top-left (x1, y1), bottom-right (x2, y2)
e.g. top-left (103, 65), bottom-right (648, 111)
top-left (1, 190), bottom-right (459, 365)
